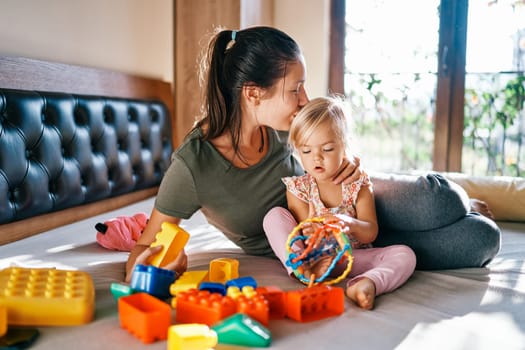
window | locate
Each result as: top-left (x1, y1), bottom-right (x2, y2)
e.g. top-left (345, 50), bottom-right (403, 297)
top-left (331, 0), bottom-right (525, 176)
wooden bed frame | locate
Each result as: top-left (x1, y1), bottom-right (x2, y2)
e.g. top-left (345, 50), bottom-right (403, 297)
top-left (0, 56), bottom-right (175, 245)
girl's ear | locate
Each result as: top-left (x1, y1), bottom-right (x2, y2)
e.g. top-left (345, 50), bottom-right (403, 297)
top-left (242, 85), bottom-right (263, 105)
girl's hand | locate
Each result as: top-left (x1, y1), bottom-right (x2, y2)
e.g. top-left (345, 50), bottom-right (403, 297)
top-left (300, 221), bottom-right (322, 236)
top-left (321, 213), bottom-right (353, 233)
top-left (331, 155), bottom-right (363, 185)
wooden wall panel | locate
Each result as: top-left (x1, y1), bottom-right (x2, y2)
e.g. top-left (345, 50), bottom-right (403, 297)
top-left (174, 0), bottom-right (241, 147)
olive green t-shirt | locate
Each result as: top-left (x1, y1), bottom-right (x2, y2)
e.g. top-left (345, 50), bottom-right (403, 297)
top-left (155, 127), bottom-right (304, 256)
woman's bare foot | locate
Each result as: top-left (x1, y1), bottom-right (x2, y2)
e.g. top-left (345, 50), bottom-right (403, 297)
top-left (346, 277), bottom-right (376, 310)
top-left (470, 198), bottom-right (495, 220)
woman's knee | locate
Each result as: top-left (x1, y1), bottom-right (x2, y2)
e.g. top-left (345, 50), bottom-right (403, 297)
top-left (371, 172), bottom-right (470, 231)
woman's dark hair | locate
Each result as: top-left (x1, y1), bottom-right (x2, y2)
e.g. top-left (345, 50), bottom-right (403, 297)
top-left (193, 26), bottom-right (302, 158)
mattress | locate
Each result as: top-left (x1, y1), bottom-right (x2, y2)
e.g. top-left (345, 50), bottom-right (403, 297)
top-left (1, 197), bottom-right (524, 350)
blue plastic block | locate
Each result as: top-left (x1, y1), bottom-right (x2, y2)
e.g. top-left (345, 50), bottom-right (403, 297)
top-left (212, 313), bottom-right (271, 347)
top-left (130, 264), bottom-right (176, 299)
top-left (198, 282), bottom-right (226, 296)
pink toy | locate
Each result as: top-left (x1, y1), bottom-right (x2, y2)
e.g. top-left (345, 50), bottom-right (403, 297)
top-left (95, 212), bottom-right (148, 251)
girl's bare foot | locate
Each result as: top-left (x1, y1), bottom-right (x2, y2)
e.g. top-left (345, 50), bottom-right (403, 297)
top-left (470, 198), bottom-right (495, 220)
top-left (346, 277), bottom-right (376, 310)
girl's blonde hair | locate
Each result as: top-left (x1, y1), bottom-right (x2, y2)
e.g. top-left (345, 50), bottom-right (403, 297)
top-left (289, 95), bottom-right (351, 151)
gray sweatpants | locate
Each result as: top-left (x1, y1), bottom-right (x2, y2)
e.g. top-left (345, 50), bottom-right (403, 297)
top-left (371, 172), bottom-right (501, 270)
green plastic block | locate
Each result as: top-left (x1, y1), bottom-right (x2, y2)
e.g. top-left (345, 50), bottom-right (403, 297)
top-left (212, 313), bottom-right (271, 347)
top-left (110, 282), bottom-right (134, 300)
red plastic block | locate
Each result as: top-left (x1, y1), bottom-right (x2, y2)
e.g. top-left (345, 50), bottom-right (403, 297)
top-left (286, 285), bottom-right (344, 322)
top-left (235, 294), bottom-right (269, 326)
top-left (175, 289), bottom-right (236, 326)
top-left (256, 286), bottom-right (287, 320)
top-left (118, 292), bottom-right (171, 343)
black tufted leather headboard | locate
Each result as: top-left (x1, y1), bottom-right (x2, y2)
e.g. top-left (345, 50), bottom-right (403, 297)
top-left (0, 88), bottom-right (172, 225)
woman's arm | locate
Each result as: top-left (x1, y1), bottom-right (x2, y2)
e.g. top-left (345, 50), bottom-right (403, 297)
top-left (125, 208), bottom-right (187, 282)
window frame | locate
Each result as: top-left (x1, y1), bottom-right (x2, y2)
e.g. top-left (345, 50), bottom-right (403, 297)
top-left (329, 0), bottom-right (467, 172)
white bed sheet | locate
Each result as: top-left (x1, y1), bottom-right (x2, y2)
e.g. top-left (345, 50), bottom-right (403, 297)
top-left (1, 197), bottom-right (524, 350)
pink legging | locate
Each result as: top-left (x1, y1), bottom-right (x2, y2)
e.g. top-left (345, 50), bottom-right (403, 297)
top-left (263, 207), bottom-right (417, 295)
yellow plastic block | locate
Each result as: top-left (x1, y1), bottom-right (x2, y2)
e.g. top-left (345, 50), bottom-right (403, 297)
top-left (0, 306), bottom-right (6, 337)
top-left (170, 270), bottom-right (209, 298)
top-left (167, 323), bottom-right (217, 350)
top-left (0, 267), bottom-right (95, 326)
top-left (147, 222), bottom-right (190, 268)
top-left (226, 286), bottom-right (257, 300)
top-left (209, 258), bottom-right (239, 283)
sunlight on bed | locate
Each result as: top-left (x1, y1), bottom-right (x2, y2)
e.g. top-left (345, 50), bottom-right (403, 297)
top-left (47, 244), bottom-right (77, 253)
top-left (400, 312), bottom-right (525, 350)
top-left (0, 254), bottom-right (78, 271)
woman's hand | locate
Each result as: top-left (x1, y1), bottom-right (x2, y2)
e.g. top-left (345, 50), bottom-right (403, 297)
top-left (125, 245), bottom-right (188, 283)
top-left (331, 155), bottom-right (363, 185)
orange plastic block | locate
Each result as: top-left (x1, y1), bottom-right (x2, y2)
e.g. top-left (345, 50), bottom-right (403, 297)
top-left (256, 286), bottom-right (287, 319)
top-left (167, 323), bottom-right (217, 350)
top-left (147, 222), bottom-right (190, 268)
top-left (0, 267), bottom-right (95, 326)
top-left (235, 294), bottom-right (269, 326)
top-left (170, 270), bottom-right (209, 301)
top-left (286, 285), bottom-right (344, 322)
top-left (0, 306), bottom-right (6, 337)
top-left (175, 289), bottom-right (236, 326)
top-left (118, 292), bottom-right (171, 343)
top-left (226, 286), bottom-right (269, 326)
top-left (209, 258), bottom-right (239, 283)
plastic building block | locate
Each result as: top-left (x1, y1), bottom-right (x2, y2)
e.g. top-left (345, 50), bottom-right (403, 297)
top-left (170, 271), bottom-right (208, 294)
top-left (175, 289), bottom-right (236, 326)
top-left (212, 313), bottom-right (271, 347)
top-left (209, 258), bottom-right (239, 283)
top-left (286, 285), bottom-right (344, 322)
top-left (130, 264), bottom-right (176, 299)
top-left (147, 222), bottom-right (190, 268)
top-left (225, 276), bottom-right (257, 290)
top-left (225, 286), bottom-right (269, 325)
top-left (0, 306), bottom-right (6, 337)
top-left (256, 286), bottom-right (287, 319)
top-left (110, 282), bottom-right (135, 300)
top-left (235, 293), bottom-right (269, 326)
top-left (199, 282), bottom-right (226, 295)
top-left (169, 270), bottom-right (209, 306)
top-left (167, 324), bottom-right (218, 350)
top-left (118, 292), bottom-right (171, 343)
top-left (0, 327), bottom-right (40, 349)
top-left (226, 286), bottom-right (257, 300)
top-left (0, 267), bottom-right (95, 326)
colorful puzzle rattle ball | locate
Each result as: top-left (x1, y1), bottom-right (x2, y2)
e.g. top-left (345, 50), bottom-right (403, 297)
top-left (285, 217), bottom-right (353, 286)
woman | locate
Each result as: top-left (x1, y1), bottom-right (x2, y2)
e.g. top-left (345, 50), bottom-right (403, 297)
top-left (125, 26), bottom-right (500, 282)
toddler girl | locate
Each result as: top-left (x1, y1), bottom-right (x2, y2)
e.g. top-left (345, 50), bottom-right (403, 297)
top-left (263, 96), bottom-right (416, 309)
